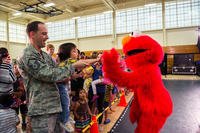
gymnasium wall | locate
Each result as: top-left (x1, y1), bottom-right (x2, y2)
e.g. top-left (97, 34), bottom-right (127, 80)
top-left (166, 27), bottom-right (198, 46)
top-left (49, 27), bottom-right (198, 52)
top-left (9, 43), bottom-right (26, 59)
top-left (0, 41), bottom-right (7, 48)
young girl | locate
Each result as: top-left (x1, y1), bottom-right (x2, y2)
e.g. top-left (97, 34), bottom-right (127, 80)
top-left (88, 53), bottom-right (107, 125)
top-left (57, 43), bottom-right (100, 132)
top-left (57, 42), bottom-right (80, 132)
top-left (74, 89), bottom-right (93, 132)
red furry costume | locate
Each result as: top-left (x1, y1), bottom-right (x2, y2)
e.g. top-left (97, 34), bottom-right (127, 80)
top-left (102, 35), bottom-right (173, 133)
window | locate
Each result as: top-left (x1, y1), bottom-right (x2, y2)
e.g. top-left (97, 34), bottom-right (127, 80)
top-left (191, 0), bottom-right (200, 26)
top-left (9, 22), bottom-right (26, 43)
top-left (0, 20), bottom-right (7, 41)
top-left (116, 3), bottom-right (162, 33)
top-left (47, 19), bottom-right (75, 41)
top-left (177, 1), bottom-right (191, 27)
top-left (165, 1), bottom-right (177, 28)
top-left (165, 0), bottom-right (200, 28)
top-left (116, 10), bottom-right (127, 33)
top-left (77, 13), bottom-right (112, 38)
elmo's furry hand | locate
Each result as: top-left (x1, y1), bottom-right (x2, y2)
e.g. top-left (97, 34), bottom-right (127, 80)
top-left (102, 48), bottom-right (125, 86)
top-left (102, 48), bottom-right (119, 65)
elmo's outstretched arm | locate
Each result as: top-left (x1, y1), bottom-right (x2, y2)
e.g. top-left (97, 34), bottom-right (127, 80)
top-left (102, 48), bottom-right (138, 89)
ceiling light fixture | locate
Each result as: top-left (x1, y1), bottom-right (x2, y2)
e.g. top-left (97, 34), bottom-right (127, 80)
top-left (13, 12), bottom-right (22, 16)
top-left (43, 2), bottom-right (55, 7)
top-left (19, 0), bottom-right (63, 17)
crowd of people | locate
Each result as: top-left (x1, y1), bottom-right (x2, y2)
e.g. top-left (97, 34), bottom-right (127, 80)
top-left (0, 21), bottom-right (127, 133)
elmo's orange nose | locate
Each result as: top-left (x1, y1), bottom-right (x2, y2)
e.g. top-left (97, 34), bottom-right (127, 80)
top-left (122, 36), bottom-right (131, 47)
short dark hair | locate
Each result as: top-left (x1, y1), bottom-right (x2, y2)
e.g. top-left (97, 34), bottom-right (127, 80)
top-left (26, 21), bottom-right (44, 36)
top-left (0, 93), bottom-right (13, 108)
top-left (0, 47), bottom-right (8, 64)
top-left (58, 43), bottom-right (76, 62)
top-left (80, 52), bottom-right (85, 56)
top-left (91, 51), bottom-right (98, 59)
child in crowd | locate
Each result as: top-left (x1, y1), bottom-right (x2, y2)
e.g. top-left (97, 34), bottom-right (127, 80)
top-left (82, 66), bottom-right (94, 94)
top-left (12, 62), bottom-right (28, 131)
top-left (91, 72), bottom-right (102, 102)
top-left (57, 42), bottom-right (100, 132)
top-left (88, 52), bottom-right (109, 125)
top-left (57, 42), bottom-right (78, 132)
top-left (74, 89), bottom-right (93, 132)
top-left (91, 76), bottom-right (111, 125)
top-left (0, 93), bottom-right (20, 133)
top-left (80, 52), bottom-right (86, 59)
top-left (46, 44), bottom-right (57, 62)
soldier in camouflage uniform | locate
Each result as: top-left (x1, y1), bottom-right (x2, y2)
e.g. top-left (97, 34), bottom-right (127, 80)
top-left (17, 21), bottom-right (95, 133)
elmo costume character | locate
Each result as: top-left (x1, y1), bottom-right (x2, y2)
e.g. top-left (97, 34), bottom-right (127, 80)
top-left (102, 34), bottom-right (173, 133)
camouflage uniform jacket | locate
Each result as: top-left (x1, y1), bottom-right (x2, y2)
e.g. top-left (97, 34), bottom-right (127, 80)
top-left (17, 45), bottom-right (75, 116)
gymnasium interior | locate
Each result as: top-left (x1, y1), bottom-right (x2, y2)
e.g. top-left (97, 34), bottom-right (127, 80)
top-left (0, 0), bottom-right (200, 133)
